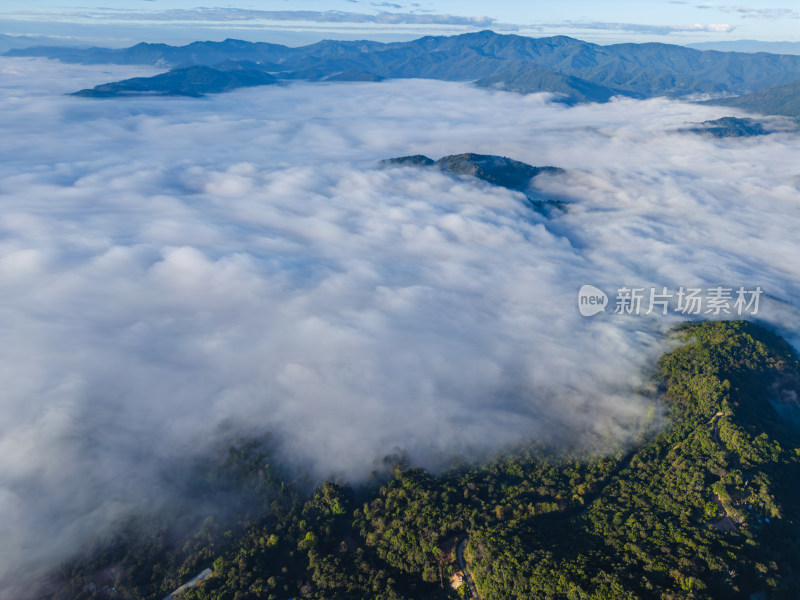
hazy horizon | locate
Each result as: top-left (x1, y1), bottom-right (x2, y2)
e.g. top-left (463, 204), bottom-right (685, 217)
top-left (2, 0), bottom-right (800, 48)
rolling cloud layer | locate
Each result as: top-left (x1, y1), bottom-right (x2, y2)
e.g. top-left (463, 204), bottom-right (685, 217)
top-left (2, 58), bottom-right (800, 594)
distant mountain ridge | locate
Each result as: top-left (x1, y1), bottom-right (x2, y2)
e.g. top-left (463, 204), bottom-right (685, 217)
top-left (12, 30), bottom-right (800, 101)
top-left (688, 40), bottom-right (800, 55)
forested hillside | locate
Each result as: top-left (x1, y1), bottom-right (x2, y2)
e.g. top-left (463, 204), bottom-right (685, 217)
top-left (43, 321), bottom-right (800, 600)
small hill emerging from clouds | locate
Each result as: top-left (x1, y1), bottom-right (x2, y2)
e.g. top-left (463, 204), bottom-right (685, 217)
top-left (72, 65), bottom-right (277, 97)
top-left (383, 155), bottom-right (436, 167)
top-left (702, 79), bottom-right (800, 118)
top-left (381, 153), bottom-right (563, 192)
top-left (686, 117), bottom-right (769, 138)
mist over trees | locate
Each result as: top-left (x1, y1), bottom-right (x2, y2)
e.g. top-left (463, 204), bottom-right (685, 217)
top-left (43, 322), bottom-right (800, 600)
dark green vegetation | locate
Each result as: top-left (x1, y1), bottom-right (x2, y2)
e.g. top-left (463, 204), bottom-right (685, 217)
top-left (13, 31), bottom-right (800, 100)
top-left (381, 153), bottom-right (563, 192)
top-left (42, 322), bottom-right (800, 599)
top-left (686, 117), bottom-right (769, 138)
top-left (703, 79), bottom-right (800, 118)
top-left (72, 65), bottom-right (277, 97)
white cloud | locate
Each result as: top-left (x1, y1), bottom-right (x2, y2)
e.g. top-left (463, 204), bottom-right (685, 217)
top-left (540, 20), bottom-right (734, 34)
top-left (1, 58), bottom-right (800, 595)
top-left (5, 7), bottom-right (497, 27)
top-left (717, 6), bottom-right (800, 19)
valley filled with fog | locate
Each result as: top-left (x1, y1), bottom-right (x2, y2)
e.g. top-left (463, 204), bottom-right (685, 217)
top-left (1, 57), bottom-right (800, 591)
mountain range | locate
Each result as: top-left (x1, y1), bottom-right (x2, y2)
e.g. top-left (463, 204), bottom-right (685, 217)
top-left (688, 40), bottom-right (800, 55)
top-left (11, 30), bottom-right (800, 103)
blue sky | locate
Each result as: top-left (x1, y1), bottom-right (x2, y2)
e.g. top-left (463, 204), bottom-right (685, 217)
top-left (1, 0), bottom-right (799, 46)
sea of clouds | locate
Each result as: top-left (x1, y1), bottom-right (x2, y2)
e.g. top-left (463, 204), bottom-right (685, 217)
top-left (1, 57), bottom-right (800, 593)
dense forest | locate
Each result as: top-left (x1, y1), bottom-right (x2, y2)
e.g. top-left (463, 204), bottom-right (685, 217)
top-left (42, 321), bottom-right (800, 600)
